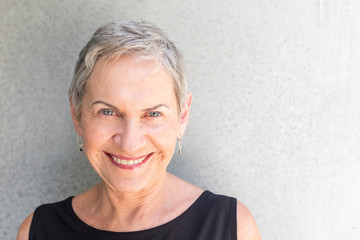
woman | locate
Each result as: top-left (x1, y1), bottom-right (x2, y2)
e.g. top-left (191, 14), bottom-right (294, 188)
top-left (17, 21), bottom-right (261, 240)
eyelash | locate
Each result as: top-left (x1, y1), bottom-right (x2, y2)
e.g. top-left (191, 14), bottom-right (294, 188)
top-left (100, 109), bottom-right (114, 116)
top-left (147, 111), bottom-right (162, 117)
top-left (99, 109), bottom-right (162, 118)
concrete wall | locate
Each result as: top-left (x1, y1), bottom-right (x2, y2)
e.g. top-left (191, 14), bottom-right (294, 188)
top-left (1, 0), bottom-right (359, 239)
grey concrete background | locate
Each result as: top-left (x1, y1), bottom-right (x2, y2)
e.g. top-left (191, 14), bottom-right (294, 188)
top-left (1, 0), bottom-right (360, 239)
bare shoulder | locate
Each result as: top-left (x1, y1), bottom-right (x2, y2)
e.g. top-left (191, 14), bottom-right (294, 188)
top-left (236, 201), bottom-right (262, 240)
top-left (16, 212), bottom-right (34, 240)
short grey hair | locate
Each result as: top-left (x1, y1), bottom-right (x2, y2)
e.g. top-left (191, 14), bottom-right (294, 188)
top-left (68, 21), bottom-right (186, 119)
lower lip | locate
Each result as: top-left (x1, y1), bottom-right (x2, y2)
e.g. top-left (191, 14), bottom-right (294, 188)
top-left (106, 153), bottom-right (153, 170)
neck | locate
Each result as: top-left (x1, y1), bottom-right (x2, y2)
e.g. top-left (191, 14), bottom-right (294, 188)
top-left (88, 172), bottom-right (173, 231)
top-left (100, 173), bottom-right (166, 210)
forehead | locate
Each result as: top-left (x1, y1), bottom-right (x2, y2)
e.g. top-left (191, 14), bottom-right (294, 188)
top-left (84, 55), bottom-right (177, 107)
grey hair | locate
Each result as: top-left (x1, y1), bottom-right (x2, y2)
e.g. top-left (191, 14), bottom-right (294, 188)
top-left (68, 21), bottom-right (186, 119)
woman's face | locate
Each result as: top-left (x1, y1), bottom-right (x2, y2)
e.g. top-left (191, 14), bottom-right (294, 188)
top-left (71, 55), bottom-right (191, 193)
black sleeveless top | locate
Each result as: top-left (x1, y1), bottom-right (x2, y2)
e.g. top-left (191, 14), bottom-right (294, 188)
top-left (29, 191), bottom-right (237, 240)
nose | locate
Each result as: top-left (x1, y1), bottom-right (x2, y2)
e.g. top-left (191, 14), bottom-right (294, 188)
top-left (113, 119), bottom-right (147, 154)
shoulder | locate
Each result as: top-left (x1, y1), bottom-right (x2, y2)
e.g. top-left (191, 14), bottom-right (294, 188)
top-left (236, 201), bottom-right (262, 240)
top-left (17, 212), bottom-right (34, 240)
top-left (16, 197), bottom-right (73, 240)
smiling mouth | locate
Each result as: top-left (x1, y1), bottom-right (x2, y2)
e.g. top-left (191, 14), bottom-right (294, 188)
top-left (106, 152), bottom-right (153, 169)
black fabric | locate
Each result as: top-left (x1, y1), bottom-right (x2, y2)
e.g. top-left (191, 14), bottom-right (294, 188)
top-left (29, 191), bottom-right (237, 240)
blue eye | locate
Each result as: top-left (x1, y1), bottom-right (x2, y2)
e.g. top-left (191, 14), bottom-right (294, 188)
top-left (148, 111), bottom-right (161, 117)
top-left (101, 109), bottom-right (114, 115)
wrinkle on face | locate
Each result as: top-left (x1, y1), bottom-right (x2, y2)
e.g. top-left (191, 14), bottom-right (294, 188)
top-left (75, 54), bottom-right (182, 194)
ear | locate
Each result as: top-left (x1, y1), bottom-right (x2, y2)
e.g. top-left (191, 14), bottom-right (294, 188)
top-left (69, 98), bottom-right (83, 136)
top-left (178, 92), bottom-right (193, 138)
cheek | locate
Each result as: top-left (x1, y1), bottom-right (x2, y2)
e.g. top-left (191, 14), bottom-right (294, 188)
top-left (81, 120), bottom-right (117, 151)
top-left (148, 122), bottom-right (179, 154)
top-left (80, 115), bottom-right (180, 155)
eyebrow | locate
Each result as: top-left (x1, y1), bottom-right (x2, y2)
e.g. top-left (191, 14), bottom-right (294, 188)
top-left (142, 104), bottom-right (169, 111)
top-left (92, 101), bottom-right (119, 111)
top-left (91, 101), bottom-right (169, 111)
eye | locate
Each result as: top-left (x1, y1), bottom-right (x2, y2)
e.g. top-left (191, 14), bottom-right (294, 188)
top-left (148, 111), bottom-right (161, 117)
top-left (100, 109), bottom-right (114, 116)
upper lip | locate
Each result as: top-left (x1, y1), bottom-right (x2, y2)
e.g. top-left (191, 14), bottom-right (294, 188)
top-left (105, 152), bottom-right (151, 160)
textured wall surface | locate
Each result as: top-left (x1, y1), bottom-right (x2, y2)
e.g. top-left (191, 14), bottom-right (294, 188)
top-left (1, 0), bottom-right (360, 239)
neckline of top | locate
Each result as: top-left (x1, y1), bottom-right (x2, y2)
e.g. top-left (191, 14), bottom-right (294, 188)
top-left (65, 190), bottom-right (211, 238)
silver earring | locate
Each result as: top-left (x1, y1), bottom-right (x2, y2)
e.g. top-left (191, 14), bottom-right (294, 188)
top-left (76, 134), bottom-right (83, 152)
top-left (177, 137), bottom-right (182, 154)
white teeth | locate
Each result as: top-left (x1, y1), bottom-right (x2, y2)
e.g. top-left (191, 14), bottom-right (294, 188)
top-left (111, 156), bottom-right (147, 166)
top-left (120, 159), bottom-right (127, 165)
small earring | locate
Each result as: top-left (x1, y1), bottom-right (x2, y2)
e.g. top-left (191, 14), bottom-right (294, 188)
top-left (177, 136), bottom-right (182, 154)
top-left (76, 134), bottom-right (83, 152)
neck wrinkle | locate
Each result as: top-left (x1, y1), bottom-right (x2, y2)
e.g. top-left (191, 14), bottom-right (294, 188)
top-left (95, 172), bottom-right (168, 226)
